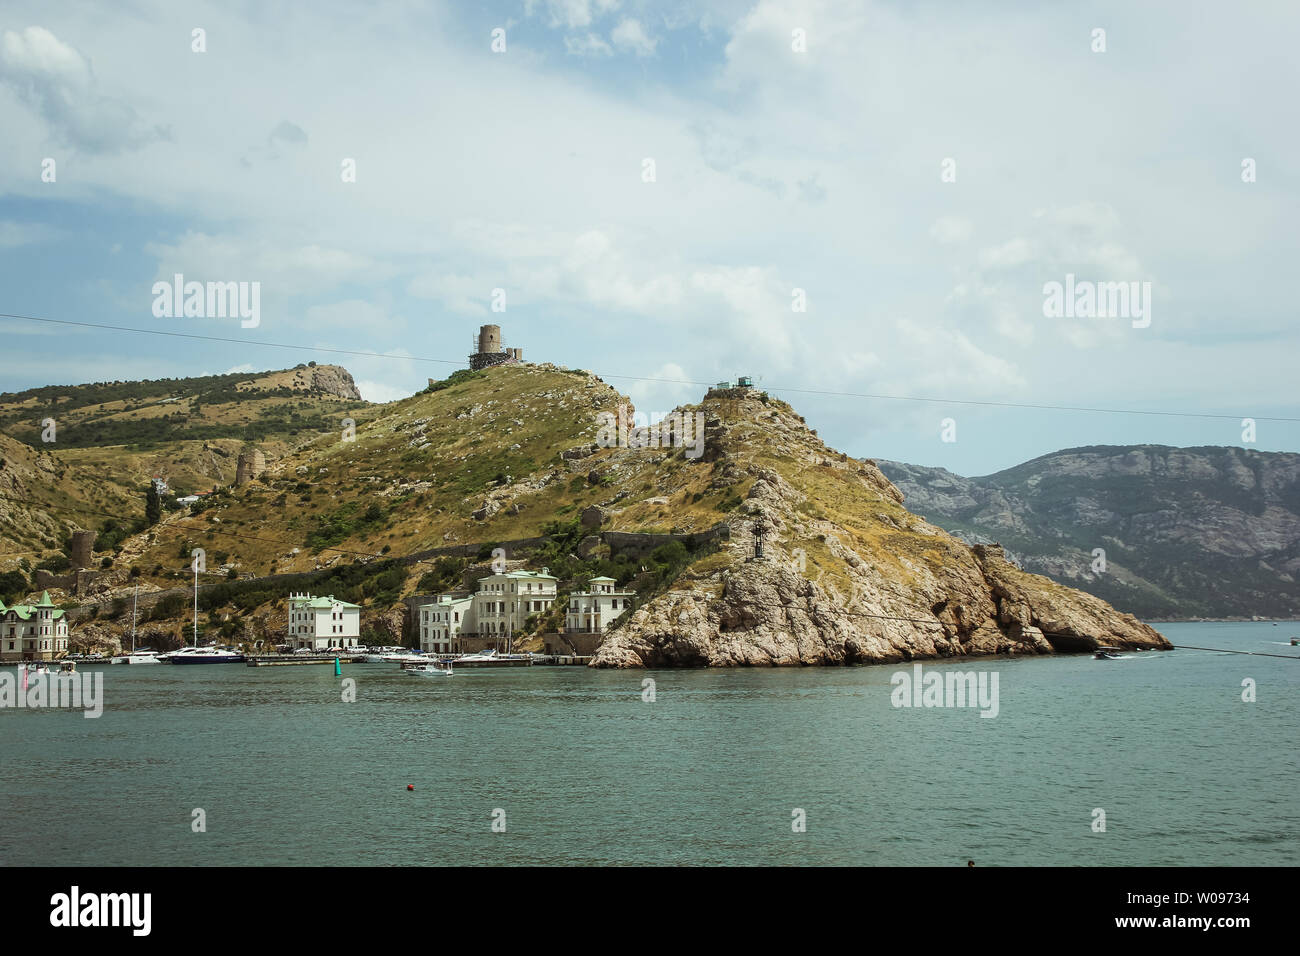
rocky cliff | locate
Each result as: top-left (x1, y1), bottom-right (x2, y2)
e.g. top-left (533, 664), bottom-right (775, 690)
top-left (591, 392), bottom-right (1169, 667)
top-left (878, 446), bottom-right (1300, 619)
top-left (253, 364), bottom-right (363, 400)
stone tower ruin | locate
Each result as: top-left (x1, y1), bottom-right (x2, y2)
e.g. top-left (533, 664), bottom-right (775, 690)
top-left (468, 324), bottom-right (523, 371)
top-left (235, 448), bottom-right (266, 486)
top-left (69, 530), bottom-right (96, 570)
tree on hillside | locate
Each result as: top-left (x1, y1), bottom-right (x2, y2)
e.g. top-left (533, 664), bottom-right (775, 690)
top-left (145, 483), bottom-right (161, 525)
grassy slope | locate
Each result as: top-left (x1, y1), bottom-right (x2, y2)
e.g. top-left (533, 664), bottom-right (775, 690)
top-left (0, 366), bottom-right (372, 575)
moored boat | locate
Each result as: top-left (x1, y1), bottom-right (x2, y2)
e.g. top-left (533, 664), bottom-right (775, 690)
top-left (112, 649), bottom-right (162, 665)
top-left (111, 586), bottom-right (160, 664)
top-left (165, 646), bottom-right (245, 664)
top-left (454, 649), bottom-right (532, 667)
top-left (380, 651), bottom-right (427, 664)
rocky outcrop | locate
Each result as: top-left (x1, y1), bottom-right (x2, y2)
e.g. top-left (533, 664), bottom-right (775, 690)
top-left (591, 540), bottom-right (1167, 668)
top-left (362, 607), bottom-right (405, 645)
top-left (308, 365), bottom-right (363, 400)
top-left (591, 392), bottom-right (1171, 668)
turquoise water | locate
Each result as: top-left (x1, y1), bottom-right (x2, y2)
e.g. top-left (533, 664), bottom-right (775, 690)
top-left (2, 622), bottom-right (1297, 866)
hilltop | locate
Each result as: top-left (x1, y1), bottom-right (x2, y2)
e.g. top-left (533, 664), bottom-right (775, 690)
top-left (878, 446), bottom-right (1300, 619)
top-left (0, 363), bottom-right (364, 450)
top-left (11, 361), bottom-right (1167, 664)
top-left (0, 364), bottom-right (371, 581)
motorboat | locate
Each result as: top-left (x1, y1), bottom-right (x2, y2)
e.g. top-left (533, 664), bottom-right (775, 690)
top-left (112, 649), bottom-right (162, 665)
top-left (403, 661), bottom-right (453, 676)
top-left (1093, 646), bottom-right (1123, 660)
top-left (380, 651), bottom-right (427, 664)
top-left (453, 649), bottom-right (531, 667)
top-left (164, 646), bottom-right (245, 664)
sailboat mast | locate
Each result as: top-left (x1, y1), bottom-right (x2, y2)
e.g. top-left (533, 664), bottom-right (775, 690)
top-left (193, 565), bottom-right (198, 647)
top-left (131, 585), bottom-right (138, 653)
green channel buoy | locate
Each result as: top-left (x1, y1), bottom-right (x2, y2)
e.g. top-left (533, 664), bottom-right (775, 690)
top-left (334, 657), bottom-right (342, 676)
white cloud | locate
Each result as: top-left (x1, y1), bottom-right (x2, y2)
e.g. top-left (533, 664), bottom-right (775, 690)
top-left (145, 233), bottom-right (395, 297)
top-left (407, 273), bottom-right (491, 315)
top-left (611, 19), bottom-right (657, 56)
top-left (0, 220), bottom-right (60, 247)
top-left (565, 33), bottom-right (613, 57)
top-left (626, 362), bottom-right (696, 414)
top-left (0, 26), bottom-right (166, 152)
top-left (355, 379), bottom-right (415, 404)
top-left (930, 217), bottom-right (972, 244)
top-left (979, 238), bottom-right (1036, 270)
top-left (530, 0), bottom-right (621, 30)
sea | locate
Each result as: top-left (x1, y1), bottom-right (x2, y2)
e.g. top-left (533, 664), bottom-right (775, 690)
top-left (1, 621), bottom-right (1296, 866)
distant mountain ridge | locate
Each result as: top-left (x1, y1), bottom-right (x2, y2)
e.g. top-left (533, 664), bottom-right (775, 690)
top-left (877, 445), bottom-right (1300, 619)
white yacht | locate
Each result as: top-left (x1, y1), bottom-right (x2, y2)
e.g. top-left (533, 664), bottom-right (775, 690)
top-left (111, 588), bottom-right (160, 663)
top-left (379, 651), bottom-right (427, 664)
top-left (111, 649), bottom-right (161, 665)
top-left (164, 646), bottom-right (245, 664)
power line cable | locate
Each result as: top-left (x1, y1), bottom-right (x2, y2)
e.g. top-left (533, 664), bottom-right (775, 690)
top-left (4, 311), bottom-right (1297, 423)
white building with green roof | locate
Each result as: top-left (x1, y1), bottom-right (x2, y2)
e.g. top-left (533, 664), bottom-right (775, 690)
top-left (1, 591), bottom-right (71, 662)
top-left (470, 568), bottom-right (558, 652)
top-left (287, 592), bottom-right (361, 651)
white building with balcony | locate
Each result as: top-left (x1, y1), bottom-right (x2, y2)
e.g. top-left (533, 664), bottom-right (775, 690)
top-left (565, 577), bottom-right (635, 636)
top-left (471, 568), bottom-right (557, 651)
top-left (287, 593), bottom-right (361, 651)
top-left (417, 594), bottom-right (473, 655)
top-left (0, 591), bottom-right (71, 662)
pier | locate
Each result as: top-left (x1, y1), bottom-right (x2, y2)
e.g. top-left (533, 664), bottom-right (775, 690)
top-left (453, 655), bottom-right (532, 668)
top-left (532, 655), bottom-right (592, 666)
top-left (246, 655), bottom-right (364, 667)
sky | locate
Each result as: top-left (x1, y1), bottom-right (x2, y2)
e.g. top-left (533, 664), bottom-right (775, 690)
top-left (0, 0), bottom-right (1296, 477)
